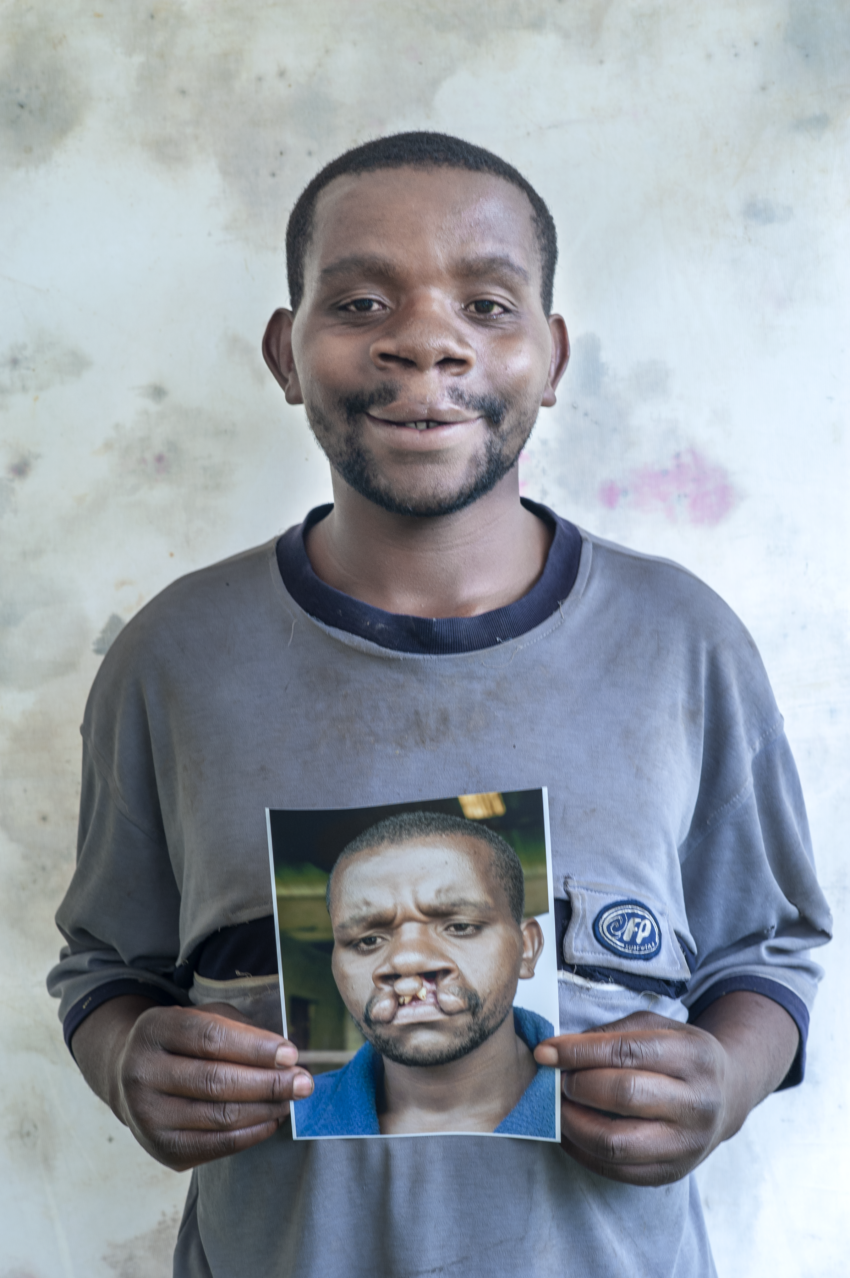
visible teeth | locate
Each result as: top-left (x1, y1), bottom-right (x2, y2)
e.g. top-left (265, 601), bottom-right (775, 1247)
top-left (414, 421), bottom-right (428, 431)
top-left (416, 987), bottom-right (428, 1000)
top-left (398, 994), bottom-right (412, 1005)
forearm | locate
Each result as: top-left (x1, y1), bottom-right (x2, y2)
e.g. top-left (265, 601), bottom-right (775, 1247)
top-left (693, 990), bottom-right (800, 1142)
top-left (535, 994), bottom-right (802, 1186)
top-left (71, 994), bottom-right (159, 1121)
top-left (68, 995), bottom-right (311, 1170)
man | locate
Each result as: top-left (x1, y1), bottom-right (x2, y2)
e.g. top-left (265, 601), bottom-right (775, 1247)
top-left (295, 810), bottom-right (556, 1139)
top-left (49, 132), bottom-right (831, 1277)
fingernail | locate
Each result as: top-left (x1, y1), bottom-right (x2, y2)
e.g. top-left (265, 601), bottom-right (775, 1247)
top-left (534, 1045), bottom-right (559, 1067)
top-left (293, 1074), bottom-right (313, 1098)
top-left (275, 1045), bottom-right (297, 1068)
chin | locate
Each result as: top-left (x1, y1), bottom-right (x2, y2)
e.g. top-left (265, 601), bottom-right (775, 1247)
top-left (375, 1036), bottom-right (487, 1069)
top-left (336, 458), bottom-right (521, 519)
top-left (362, 1006), bottom-right (512, 1067)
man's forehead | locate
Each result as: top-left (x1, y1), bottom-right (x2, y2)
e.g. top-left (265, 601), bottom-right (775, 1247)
top-left (334, 835), bottom-right (499, 898)
top-left (306, 166), bottom-right (541, 279)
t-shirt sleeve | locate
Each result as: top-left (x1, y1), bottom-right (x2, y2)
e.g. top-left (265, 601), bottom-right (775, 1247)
top-left (680, 716), bottom-right (832, 1088)
top-left (46, 704), bottom-right (188, 1055)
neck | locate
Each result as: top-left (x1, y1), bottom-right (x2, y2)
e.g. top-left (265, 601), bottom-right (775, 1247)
top-left (304, 471), bottom-right (553, 618)
top-left (377, 1013), bottom-right (537, 1136)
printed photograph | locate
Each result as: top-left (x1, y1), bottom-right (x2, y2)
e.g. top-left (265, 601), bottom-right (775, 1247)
top-left (266, 789), bottom-right (560, 1141)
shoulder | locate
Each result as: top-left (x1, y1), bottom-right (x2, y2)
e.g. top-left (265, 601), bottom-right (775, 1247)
top-left (496, 1008), bottom-right (558, 1139)
top-left (582, 529), bottom-right (775, 701)
top-left (581, 530), bottom-right (753, 647)
top-left (107, 539), bottom-right (280, 657)
top-left (512, 1005), bottom-right (554, 1050)
top-left (293, 1045), bottom-right (381, 1138)
top-left (82, 539), bottom-right (282, 729)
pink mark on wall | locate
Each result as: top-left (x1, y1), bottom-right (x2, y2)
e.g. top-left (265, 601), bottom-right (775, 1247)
top-left (136, 451), bottom-right (171, 479)
top-left (598, 448), bottom-right (737, 526)
top-left (8, 457), bottom-right (32, 480)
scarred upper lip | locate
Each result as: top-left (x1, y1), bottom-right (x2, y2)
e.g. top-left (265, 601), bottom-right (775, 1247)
top-left (366, 408), bottom-right (479, 426)
top-left (366, 977), bottom-right (472, 1026)
top-left (392, 980), bottom-right (444, 1023)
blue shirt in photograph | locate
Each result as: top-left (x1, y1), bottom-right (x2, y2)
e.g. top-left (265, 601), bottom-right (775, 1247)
top-left (294, 1006), bottom-right (557, 1140)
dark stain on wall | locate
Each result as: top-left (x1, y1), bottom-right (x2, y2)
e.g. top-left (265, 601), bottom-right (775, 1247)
top-left (103, 1209), bottom-right (183, 1278)
top-left (784, 0), bottom-right (850, 73)
top-left (792, 113), bottom-right (830, 134)
top-left (744, 198), bottom-right (793, 225)
top-left (0, 333), bottom-right (91, 405)
top-left (135, 383), bottom-right (169, 404)
top-left (93, 614), bottom-right (126, 656)
top-left (0, 21), bottom-right (90, 168)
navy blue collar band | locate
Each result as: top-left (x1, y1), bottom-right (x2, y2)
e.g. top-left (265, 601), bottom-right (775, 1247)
top-left (276, 498), bottom-right (582, 655)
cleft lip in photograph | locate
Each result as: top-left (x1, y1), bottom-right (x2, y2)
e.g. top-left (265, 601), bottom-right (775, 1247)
top-left (266, 788), bottom-right (560, 1141)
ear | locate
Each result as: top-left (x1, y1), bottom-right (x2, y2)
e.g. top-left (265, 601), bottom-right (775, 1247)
top-left (518, 917), bottom-right (545, 979)
top-left (540, 314), bottom-right (570, 409)
top-left (262, 308), bottom-right (304, 405)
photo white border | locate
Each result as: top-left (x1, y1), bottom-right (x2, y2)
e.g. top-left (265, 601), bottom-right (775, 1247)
top-left (265, 789), bottom-right (561, 1143)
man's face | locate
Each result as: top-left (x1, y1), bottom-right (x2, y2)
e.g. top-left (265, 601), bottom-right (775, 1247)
top-left (265, 166), bottom-right (568, 516)
top-left (329, 836), bottom-right (543, 1067)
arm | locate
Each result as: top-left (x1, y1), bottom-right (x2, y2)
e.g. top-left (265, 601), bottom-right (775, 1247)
top-left (72, 995), bottom-right (314, 1172)
top-left (533, 991), bottom-right (799, 1186)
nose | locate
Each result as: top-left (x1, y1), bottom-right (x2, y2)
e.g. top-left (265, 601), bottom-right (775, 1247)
top-left (369, 292), bottom-right (475, 377)
top-left (372, 923), bottom-right (454, 986)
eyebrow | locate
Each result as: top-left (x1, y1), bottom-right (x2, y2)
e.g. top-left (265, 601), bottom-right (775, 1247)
top-left (319, 254), bottom-right (399, 284)
top-left (336, 897), bottom-right (494, 933)
top-left (452, 254), bottom-right (531, 285)
top-left (318, 252), bottom-right (531, 288)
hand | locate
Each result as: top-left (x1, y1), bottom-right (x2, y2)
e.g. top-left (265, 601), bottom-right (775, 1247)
top-left (534, 1011), bottom-right (734, 1186)
top-left (107, 1000), bottom-right (314, 1171)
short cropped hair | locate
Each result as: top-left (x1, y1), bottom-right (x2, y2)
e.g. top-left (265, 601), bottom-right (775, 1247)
top-left (286, 131), bottom-right (558, 316)
top-left (327, 809), bottom-right (526, 925)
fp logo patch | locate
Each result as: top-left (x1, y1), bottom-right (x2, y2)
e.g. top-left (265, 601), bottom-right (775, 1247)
top-left (593, 901), bottom-right (661, 960)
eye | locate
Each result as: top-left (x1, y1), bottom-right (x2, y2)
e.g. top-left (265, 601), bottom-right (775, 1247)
top-left (444, 922), bottom-right (481, 937)
top-left (466, 299), bottom-right (508, 317)
top-left (339, 297), bottom-right (384, 314)
top-left (353, 934), bottom-right (385, 953)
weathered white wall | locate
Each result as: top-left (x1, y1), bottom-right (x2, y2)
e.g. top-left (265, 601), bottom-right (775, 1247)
top-left (1, 1), bottom-right (847, 1273)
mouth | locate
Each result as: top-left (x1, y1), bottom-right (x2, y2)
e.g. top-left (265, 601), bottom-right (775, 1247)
top-left (365, 413), bottom-right (480, 433)
top-left (397, 985), bottom-right (430, 1006)
top-left (392, 980), bottom-right (445, 1024)
top-left (365, 977), bottom-right (475, 1027)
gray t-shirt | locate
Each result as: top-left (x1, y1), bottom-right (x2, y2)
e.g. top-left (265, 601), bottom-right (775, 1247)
top-left (48, 511), bottom-right (831, 1278)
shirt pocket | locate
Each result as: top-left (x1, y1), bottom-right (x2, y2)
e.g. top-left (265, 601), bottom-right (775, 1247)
top-left (556, 877), bottom-right (695, 1035)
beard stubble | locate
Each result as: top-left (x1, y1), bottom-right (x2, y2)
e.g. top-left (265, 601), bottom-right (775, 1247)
top-left (357, 983), bottom-right (515, 1068)
top-left (305, 382), bottom-right (538, 518)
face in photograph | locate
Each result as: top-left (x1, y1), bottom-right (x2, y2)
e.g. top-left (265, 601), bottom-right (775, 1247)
top-left (328, 826), bottom-right (544, 1068)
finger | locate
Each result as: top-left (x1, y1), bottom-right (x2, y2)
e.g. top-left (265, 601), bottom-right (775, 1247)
top-left (155, 1119), bottom-right (284, 1172)
top-left (535, 1027), bottom-right (713, 1080)
top-left (140, 1006), bottom-right (299, 1069)
top-left (589, 1012), bottom-right (686, 1036)
top-left (535, 1012), bottom-right (683, 1067)
top-left (561, 1098), bottom-right (705, 1168)
top-left (559, 1132), bottom-right (686, 1187)
top-left (562, 1067), bottom-right (706, 1124)
top-left (151, 1094), bottom-right (294, 1133)
top-left (125, 1058), bottom-right (311, 1109)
